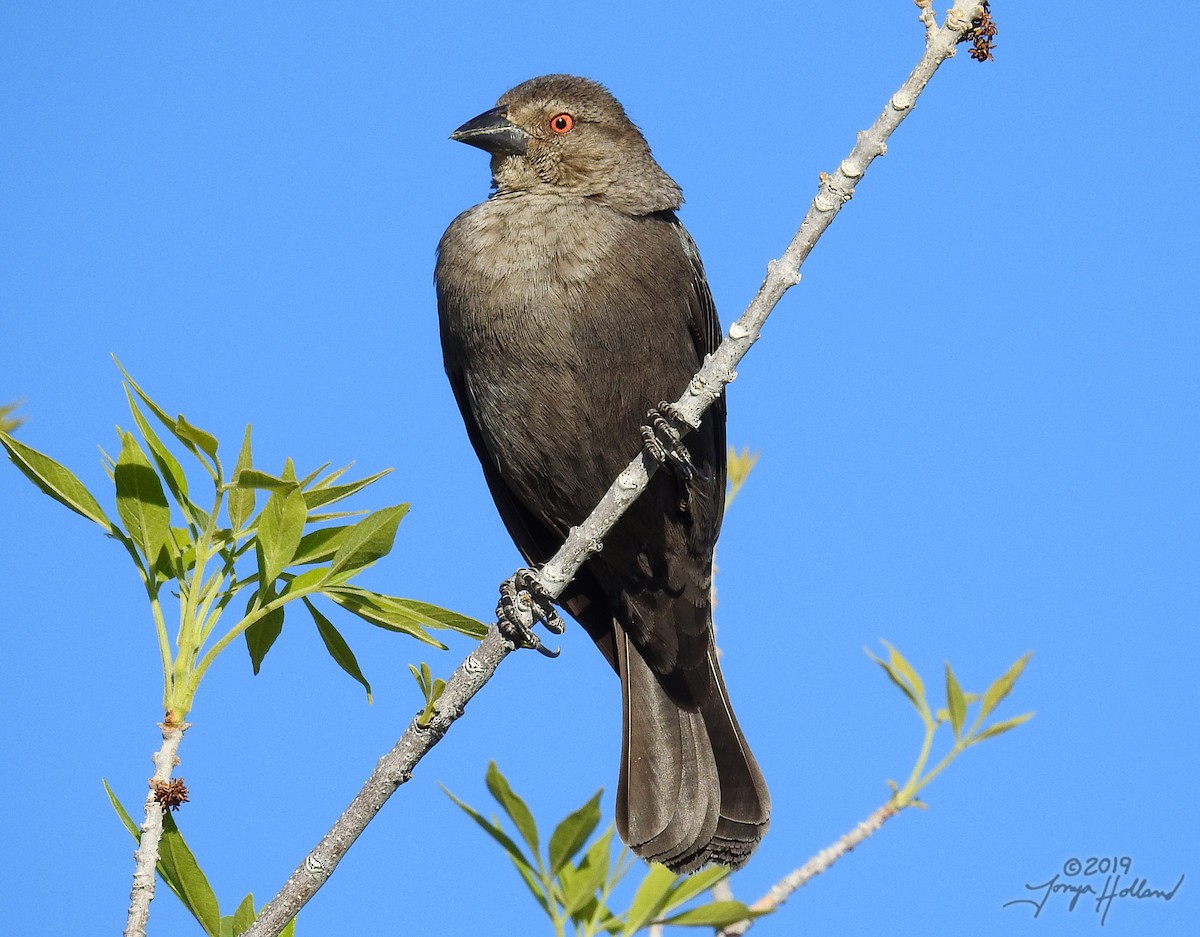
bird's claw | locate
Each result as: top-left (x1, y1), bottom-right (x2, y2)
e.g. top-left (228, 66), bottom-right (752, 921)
top-left (497, 568), bottom-right (566, 658)
top-left (641, 402), bottom-right (708, 484)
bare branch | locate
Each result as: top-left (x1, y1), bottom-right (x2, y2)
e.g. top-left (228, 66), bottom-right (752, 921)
top-left (244, 6), bottom-right (988, 934)
top-left (123, 722), bottom-right (188, 937)
top-left (717, 803), bottom-right (899, 937)
top-left (242, 628), bottom-right (514, 936)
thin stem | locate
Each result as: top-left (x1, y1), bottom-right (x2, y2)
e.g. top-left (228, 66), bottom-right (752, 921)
top-left (188, 580), bottom-right (324, 691)
top-left (241, 628), bottom-right (517, 937)
top-left (911, 740), bottom-right (969, 795)
top-left (200, 530), bottom-right (246, 636)
top-left (166, 489), bottom-right (225, 717)
top-left (116, 533), bottom-right (174, 706)
top-left (192, 553), bottom-right (234, 646)
top-left (893, 716), bottom-right (937, 806)
top-left (716, 802), bottom-right (899, 937)
top-left (584, 843), bottom-right (628, 936)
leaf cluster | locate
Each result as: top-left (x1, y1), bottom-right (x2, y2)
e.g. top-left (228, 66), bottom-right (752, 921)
top-left (0, 363), bottom-right (485, 720)
top-left (0, 400), bottom-right (23, 433)
top-left (867, 641), bottom-right (1034, 807)
top-left (725, 447), bottom-right (760, 508)
top-left (445, 763), bottom-right (764, 936)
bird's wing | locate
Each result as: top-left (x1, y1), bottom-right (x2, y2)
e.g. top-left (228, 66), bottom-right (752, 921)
top-left (442, 349), bottom-right (624, 666)
top-left (667, 212), bottom-right (727, 489)
top-left (441, 351), bottom-right (568, 566)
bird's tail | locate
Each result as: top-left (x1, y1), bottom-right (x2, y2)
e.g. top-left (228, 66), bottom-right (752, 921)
top-left (614, 628), bottom-right (770, 873)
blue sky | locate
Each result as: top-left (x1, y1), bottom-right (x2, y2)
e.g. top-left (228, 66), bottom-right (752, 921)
top-left (1, 3), bottom-right (1196, 935)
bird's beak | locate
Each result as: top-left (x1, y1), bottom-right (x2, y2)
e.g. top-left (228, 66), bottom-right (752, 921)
top-left (450, 106), bottom-right (530, 157)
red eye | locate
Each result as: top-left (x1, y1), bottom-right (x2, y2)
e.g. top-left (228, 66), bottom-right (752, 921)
top-left (549, 113), bottom-right (575, 134)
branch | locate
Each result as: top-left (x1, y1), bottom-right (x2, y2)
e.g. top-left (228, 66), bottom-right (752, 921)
top-left (245, 5), bottom-right (986, 934)
top-left (716, 803), bottom-right (899, 937)
top-left (123, 722), bottom-right (188, 937)
top-left (242, 628), bottom-right (515, 936)
top-left (531, 2), bottom-right (983, 601)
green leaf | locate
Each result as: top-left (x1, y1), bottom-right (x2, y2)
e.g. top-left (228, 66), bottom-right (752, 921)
top-left (549, 790), bottom-right (603, 875)
top-left (104, 782), bottom-right (222, 935)
top-left (306, 598), bottom-right (372, 702)
top-left (232, 468), bottom-right (298, 494)
top-left (883, 640), bottom-right (925, 703)
top-left (326, 504), bottom-right (409, 579)
top-left (281, 567), bottom-right (330, 596)
top-left (507, 852), bottom-right (551, 914)
top-left (103, 778), bottom-right (141, 839)
top-left (227, 426), bottom-right (255, 531)
top-left (304, 509), bottom-right (369, 523)
top-left (296, 461), bottom-right (333, 489)
top-left (409, 660), bottom-right (432, 693)
top-left (325, 586), bottom-right (484, 639)
top-left (980, 652), bottom-right (1032, 719)
top-left (659, 900), bottom-right (760, 928)
top-left (322, 587), bottom-right (447, 648)
top-left (175, 413), bottom-right (219, 462)
top-left (159, 811), bottom-right (222, 937)
top-left (304, 462), bottom-right (349, 489)
top-left (0, 401), bottom-right (23, 433)
top-left (408, 662), bottom-right (445, 726)
top-left (125, 385), bottom-right (191, 517)
top-left (660, 864), bottom-right (731, 915)
top-left (382, 597), bottom-right (487, 639)
top-left (245, 602), bottom-right (284, 674)
top-left (558, 848), bottom-right (609, 919)
top-left (227, 893), bottom-right (255, 937)
top-left (973, 710), bottom-right (1034, 743)
top-left (116, 362), bottom-right (217, 473)
top-left (257, 488), bottom-right (307, 586)
top-left (867, 642), bottom-right (932, 718)
top-left (291, 525), bottom-right (355, 566)
top-left (622, 863), bottom-right (678, 936)
top-left (725, 446), bottom-right (760, 508)
top-left (99, 444), bottom-right (117, 478)
top-left (302, 468), bottom-right (392, 509)
top-left (116, 362), bottom-right (183, 435)
top-left (486, 762), bottom-right (540, 859)
top-left (867, 649), bottom-right (918, 709)
top-left (944, 663), bottom-right (967, 739)
top-left (443, 785), bottom-right (538, 876)
top-left (564, 829), bottom-right (616, 920)
top-left (1, 430), bottom-right (112, 529)
top-left (115, 431), bottom-right (172, 568)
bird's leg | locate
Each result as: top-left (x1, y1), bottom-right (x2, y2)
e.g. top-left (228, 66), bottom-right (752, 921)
top-left (641, 401), bottom-right (709, 485)
top-left (496, 568), bottom-right (566, 658)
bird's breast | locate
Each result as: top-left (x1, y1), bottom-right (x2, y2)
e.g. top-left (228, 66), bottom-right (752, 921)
top-left (444, 194), bottom-right (630, 300)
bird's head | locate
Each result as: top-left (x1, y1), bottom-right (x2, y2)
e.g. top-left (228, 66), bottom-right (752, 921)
top-left (449, 74), bottom-right (682, 215)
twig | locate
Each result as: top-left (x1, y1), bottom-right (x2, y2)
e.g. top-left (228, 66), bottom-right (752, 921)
top-left (123, 722), bottom-right (188, 937)
top-left (242, 628), bottom-right (514, 936)
top-left (717, 803), bottom-right (899, 937)
top-left (244, 4), bottom-right (987, 934)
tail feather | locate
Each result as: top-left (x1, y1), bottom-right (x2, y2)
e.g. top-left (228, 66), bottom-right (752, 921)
top-left (701, 652), bottom-right (770, 868)
top-left (615, 627), bottom-right (769, 873)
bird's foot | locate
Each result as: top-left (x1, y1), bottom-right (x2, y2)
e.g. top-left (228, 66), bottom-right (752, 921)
top-left (641, 402), bottom-right (708, 484)
top-left (496, 568), bottom-right (566, 658)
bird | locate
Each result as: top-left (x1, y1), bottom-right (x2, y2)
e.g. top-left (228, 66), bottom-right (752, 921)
top-left (435, 74), bottom-right (769, 873)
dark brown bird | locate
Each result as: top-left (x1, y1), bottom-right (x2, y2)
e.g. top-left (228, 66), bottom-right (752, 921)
top-left (435, 74), bottom-right (769, 872)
